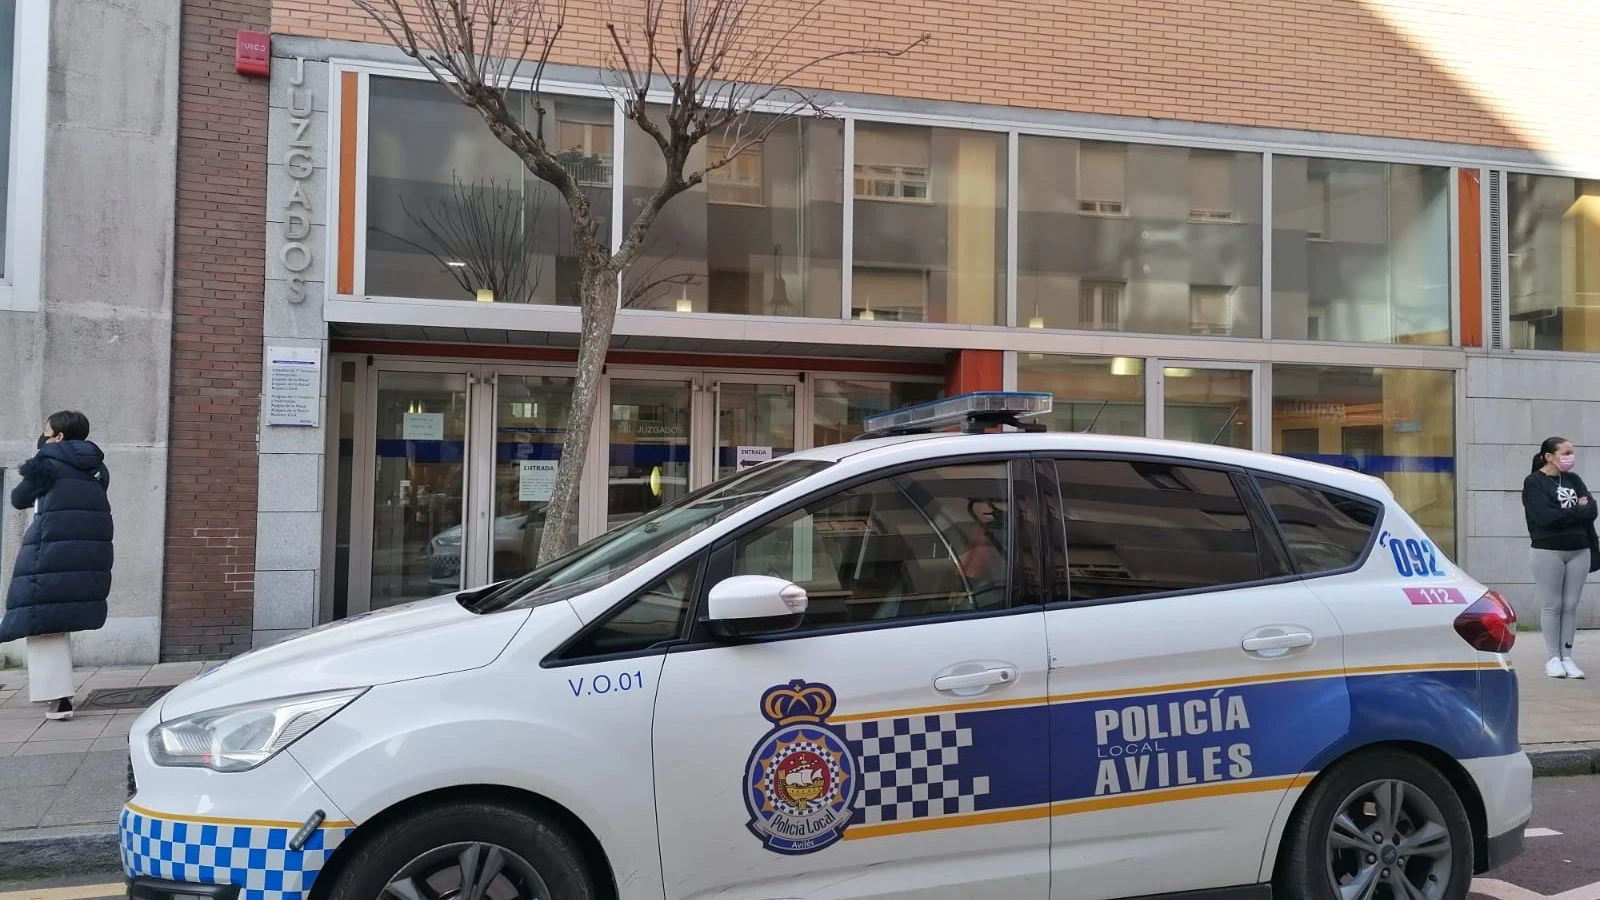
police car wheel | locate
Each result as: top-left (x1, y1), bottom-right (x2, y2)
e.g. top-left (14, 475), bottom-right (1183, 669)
top-left (323, 801), bottom-right (595, 900)
top-left (1276, 750), bottom-right (1472, 900)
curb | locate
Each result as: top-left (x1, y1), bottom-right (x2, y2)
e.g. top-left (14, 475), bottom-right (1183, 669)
top-left (0, 828), bottom-right (120, 881)
top-left (1528, 744), bottom-right (1600, 778)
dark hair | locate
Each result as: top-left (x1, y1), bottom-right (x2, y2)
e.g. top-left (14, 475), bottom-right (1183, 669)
top-left (1534, 436), bottom-right (1569, 473)
top-left (47, 410), bottom-right (91, 442)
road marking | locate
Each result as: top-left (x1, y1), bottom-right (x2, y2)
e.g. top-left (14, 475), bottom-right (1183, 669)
top-left (0, 884), bottom-right (124, 900)
top-left (1474, 877), bottom-right (1600, 900)
top-left (1526, 827), bottom-right (1564, 837)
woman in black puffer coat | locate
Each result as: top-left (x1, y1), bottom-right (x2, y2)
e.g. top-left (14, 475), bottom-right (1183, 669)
top-left (2, 410), bottom-right (113, 721)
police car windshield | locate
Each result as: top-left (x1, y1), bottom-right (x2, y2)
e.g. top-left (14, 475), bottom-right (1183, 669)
top-left (464, 459), bottom-right (834, 613)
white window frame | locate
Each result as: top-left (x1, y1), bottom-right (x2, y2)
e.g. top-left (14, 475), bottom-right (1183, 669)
top-left (0, 0), bottom-right (48, 312)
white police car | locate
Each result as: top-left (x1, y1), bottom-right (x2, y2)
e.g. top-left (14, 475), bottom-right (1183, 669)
top-left (122, 392), bottom-right (1530, 900)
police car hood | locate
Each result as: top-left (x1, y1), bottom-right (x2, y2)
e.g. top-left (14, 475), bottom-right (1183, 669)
top-left (157, 594), bottom-right (533, 721)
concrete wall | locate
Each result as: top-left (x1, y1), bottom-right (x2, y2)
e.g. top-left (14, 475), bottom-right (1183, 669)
top-left (1466, 354), bottom-right (1600, 629)
top-left (0, 0), bottom-right (180, 666)
top-left (253, 52), bottom-right (332, 649)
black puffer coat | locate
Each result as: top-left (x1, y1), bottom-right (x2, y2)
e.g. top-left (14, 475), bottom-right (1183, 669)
top-left (1, 441), bottom-right (113, 641)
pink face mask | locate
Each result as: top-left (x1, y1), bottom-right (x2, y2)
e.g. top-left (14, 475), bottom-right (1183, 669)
top-left (1558, 454), bottom-right (1578, 473)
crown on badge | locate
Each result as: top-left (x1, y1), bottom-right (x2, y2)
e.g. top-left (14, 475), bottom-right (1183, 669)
top-left (760, 680), bottom-right (836, 725)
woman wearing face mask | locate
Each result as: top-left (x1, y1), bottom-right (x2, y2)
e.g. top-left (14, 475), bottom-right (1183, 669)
top-left (1523, 436), bottom-right (1598, 679)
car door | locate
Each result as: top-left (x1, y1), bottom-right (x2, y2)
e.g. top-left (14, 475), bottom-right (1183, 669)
top-left (1037, 454), bottom-right (1350, 900)
top-left (651, 456), bottom-right (1052, 900)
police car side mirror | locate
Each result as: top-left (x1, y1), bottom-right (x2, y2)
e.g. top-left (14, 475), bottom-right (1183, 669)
top-left (706, 575), bottom-right (808, 640)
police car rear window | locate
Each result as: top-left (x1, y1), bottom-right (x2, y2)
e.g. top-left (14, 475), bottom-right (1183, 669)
top-left (1254, 477), bottom-right (1380, 575)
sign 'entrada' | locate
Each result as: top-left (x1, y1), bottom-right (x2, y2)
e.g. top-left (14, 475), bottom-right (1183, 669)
top-left (280, 57), bottom-right (314, 304)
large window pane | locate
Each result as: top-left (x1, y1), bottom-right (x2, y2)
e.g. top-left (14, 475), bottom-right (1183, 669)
top-left (1271, 157), bottom-right (1451, 345)
top-left (1271, 365), bottom-right (1456, 556)
top-left (852, 123), bottom-right (1006, 324)
top-left (1017, 354), bottom-right (1144, 435)
top-left (1507, 173), bottom-right (1600, 351)
top-left (622, 111), bottom-right (843, 317)
top-left (366, 76), bottom-right (612, 305)
top-left (812, 378), bottom-right (942, 445)
top-left (1019, 138), bottom-right (1263, 336)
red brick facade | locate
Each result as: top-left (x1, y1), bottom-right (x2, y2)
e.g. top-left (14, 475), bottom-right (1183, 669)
top-left (164, 0), bottom-right (273, 660)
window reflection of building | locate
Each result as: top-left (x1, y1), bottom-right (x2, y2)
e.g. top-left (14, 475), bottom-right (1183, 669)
top-left (365, 76), bottom-right (612, 306)
top-left (1271, 157), bottom-right (1451, 345)
top-left (1507, 174), bottom-right (1600, 352)
top-left (812, 378), bottom-right (942, 445)
top-left (852, 122), bottom-right (1006, 325)
top-left (623, 110), bottom-right (842, 318)
top-left (1018, 136), bottom-right (1262, 337)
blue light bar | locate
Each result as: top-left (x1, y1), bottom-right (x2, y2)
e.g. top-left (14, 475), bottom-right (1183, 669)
top-left (861, 391), bottom-right (1053, 436)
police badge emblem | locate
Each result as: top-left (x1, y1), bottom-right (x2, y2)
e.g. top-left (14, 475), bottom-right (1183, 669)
top-left (744, 679), bottom-right (859, 854)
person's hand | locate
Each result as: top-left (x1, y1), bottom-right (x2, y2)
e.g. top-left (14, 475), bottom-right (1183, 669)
top-left (1581, 497), bottom-right (1591, 506)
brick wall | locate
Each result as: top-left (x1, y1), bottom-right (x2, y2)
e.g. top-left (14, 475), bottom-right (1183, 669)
top-left (271, 0), bottom-right (1599, 155)
top-left (165, 0), bottom-right (273, 660)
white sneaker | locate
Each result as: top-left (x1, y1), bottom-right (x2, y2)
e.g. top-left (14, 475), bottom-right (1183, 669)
top-left (1564, 658), bottom-right (1586, 679)
top-left (1547, 657), bottom-right (1568, 678)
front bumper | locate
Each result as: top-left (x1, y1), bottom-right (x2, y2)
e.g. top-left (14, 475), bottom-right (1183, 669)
top-left (128, 876), bottom-right (239, 900)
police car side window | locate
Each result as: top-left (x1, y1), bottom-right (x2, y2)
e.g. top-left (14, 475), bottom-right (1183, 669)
top-left (1053, 458), bottom-right (1271, 601)
top-left (561, 560), bottom-right (698, 658)
top-left (1255, 477), bottom-right (1380, 575)
top-left (730, 462), bottom-right (1012, 629)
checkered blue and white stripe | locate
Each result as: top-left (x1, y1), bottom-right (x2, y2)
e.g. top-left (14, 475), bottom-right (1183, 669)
top-left (841, 714), bottom-right (990, 824)
top-left (120, 806), bottom-right (353, 900)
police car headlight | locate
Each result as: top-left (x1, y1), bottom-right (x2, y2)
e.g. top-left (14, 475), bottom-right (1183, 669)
top-left (149, 688), bottom-right (366, 773)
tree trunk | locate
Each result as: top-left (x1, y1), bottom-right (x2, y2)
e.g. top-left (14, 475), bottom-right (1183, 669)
top-left (536, 269), bottom-right (621, 565)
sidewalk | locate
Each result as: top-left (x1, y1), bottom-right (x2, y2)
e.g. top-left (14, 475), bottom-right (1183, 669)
top-left (4, 632), bottom-right (1600, 876)
top-left (0, 660), bottom-right (219, 878)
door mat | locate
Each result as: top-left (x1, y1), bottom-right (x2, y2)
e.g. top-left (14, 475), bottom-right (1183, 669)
top-left (81, 685), bottom-right (174, 712)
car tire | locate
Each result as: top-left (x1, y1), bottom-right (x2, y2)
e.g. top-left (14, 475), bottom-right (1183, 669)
top-left (1275, 749), bottom-right (1473, 900)
top-left (322, 800), bottom-right (596, 900)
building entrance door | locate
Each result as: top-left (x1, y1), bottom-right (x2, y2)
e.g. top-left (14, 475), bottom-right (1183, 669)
top-left (1147, 361), bottom-right (1263, 451)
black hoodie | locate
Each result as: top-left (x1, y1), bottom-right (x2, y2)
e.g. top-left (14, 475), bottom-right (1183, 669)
top-left (1, 440), bottom-right (114, 641)
top-left (1522, 469), bottom-right (1597, 551)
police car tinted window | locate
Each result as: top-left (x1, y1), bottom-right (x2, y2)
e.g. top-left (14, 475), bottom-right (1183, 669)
top-left (1053, 458), bottom-right (1276, 601)
top-left (561, 560), bottom-right (697, 658)
top-left (731, 462), bottom-right (1012, 628)
top-left (1255, 477), bottom-right (1379, 575)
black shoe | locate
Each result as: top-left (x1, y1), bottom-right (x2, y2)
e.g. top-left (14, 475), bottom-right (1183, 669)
top-left (45, 698), bottom-right (73, 721)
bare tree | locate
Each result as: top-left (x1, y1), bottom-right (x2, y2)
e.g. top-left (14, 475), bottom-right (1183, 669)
top-left (352, 0), bottom-right (926, 565)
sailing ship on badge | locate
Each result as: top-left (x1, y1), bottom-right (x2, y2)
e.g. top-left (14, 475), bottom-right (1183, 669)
top-left (744, 679), bottom-right (859, 854)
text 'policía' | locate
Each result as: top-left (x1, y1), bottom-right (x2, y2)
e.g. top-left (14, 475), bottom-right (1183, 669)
top-left (1092, 692), bottom-right (1253, 795)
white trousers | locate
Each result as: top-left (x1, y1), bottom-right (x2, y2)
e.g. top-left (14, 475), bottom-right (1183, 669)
top-left (26, 633), bottom-right (74, 703)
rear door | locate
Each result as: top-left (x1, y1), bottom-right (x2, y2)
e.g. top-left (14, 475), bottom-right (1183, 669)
top-left (1038, 453), bottom-right (1350, 900)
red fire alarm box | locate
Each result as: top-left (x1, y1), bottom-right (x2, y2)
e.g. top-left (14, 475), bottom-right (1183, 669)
top-left (236, 29), bottom-right (271, 77)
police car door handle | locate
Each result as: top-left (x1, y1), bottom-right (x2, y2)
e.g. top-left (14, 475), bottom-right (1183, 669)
top-left (934, 667), bottom-right (1017, 692)
top-left (1241, 631), bottom-right (1314, 652)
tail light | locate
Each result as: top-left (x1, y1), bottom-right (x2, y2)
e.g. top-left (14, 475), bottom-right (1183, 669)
top-left (1454, 590), bottom-right (1517, 653)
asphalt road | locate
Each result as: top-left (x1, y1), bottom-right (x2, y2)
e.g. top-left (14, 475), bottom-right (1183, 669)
top-left (3, 776), bottom-right (1598, 900)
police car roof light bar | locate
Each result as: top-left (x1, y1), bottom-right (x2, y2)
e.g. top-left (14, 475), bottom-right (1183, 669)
top-left (856, 391), bottom-right (1054, 439)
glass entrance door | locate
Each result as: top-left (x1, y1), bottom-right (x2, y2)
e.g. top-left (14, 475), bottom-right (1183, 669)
top-left (368, 369), bottom-right (471, 610)
top-left (711, 379), bottom-right (797, 481)
top-left (1150, 362), bottom-right (1259, 450)
top-left (607, 378), bottom-right (694, 530)
top-left (490, 372), bottom-right (575, 583)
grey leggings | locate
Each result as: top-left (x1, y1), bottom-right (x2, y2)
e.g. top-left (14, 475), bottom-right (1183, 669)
top-left (1532, 547), bottom-right (1588, 659)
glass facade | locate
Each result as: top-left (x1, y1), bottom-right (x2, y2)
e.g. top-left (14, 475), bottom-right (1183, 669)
top-left (623, 111), bottom-right (844, 317)
top-left (1016, 354), bottom-right (1144, 436)
top-left (1271, 157), bottom-right (1451, 345)
top-left (366, 77), bottom-right (612, 305)
top-left (1271, 365), bottom-right (1456, 556)
top-left (1507, 173), bottom-right (1600, 352)
top-left (1018, 138), bottom-right (1262, 336)
top-left (852, 123), bottom-right (1008, 324)
top-left (813, 378), bottom-right (942, 444)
